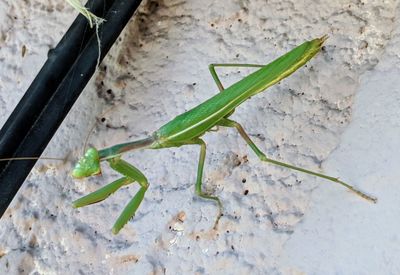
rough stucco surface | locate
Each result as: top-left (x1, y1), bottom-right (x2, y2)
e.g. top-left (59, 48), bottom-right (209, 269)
top-left (0, 0), bottom-right (400, 274)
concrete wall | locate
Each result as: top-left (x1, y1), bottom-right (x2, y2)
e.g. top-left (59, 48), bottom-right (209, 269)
top-left (1, 0), bottom-right (399, 273)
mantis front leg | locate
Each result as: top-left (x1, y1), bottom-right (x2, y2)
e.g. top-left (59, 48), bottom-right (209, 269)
top-left (73, 157), bottom-right (149, 234)
top-left (217, 118), bottom-right (377, 203)
top-left (107, 158), bottom-right (149, 234)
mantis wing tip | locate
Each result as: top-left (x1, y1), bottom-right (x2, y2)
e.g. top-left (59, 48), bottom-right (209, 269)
top-left (319, 34), bottom-right (329, 44)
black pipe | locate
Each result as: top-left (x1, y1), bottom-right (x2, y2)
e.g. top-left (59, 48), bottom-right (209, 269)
top-left (0, 0), bottom-right (115, 163)
top-left (0, 0), bottom-right (143, 217)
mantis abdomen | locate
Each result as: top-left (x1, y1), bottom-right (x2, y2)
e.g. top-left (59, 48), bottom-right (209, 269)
top-left (154, 37), bottom-right (326, 145)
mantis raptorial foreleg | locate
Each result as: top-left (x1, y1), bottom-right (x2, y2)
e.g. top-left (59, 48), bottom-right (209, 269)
top-left (73, 156), bottom-right (149, 234)
top-left (217, 118), bottom-right (377, 203)
top-left (72, 177), bottom-right (133, 207)
top-left (107, 158), bottom-right (149, 234)
top-left (192, 139), bottom-right (223, 228)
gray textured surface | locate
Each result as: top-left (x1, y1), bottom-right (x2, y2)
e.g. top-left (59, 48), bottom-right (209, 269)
top-left (0, 0), bottom-right (399, 274)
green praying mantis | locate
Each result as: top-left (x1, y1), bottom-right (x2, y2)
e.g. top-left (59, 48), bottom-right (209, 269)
top-left (69, 35), bottom-right (376, 235)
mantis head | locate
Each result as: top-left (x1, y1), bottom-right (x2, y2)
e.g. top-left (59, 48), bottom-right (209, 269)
top-left (72, 148), bottom-right (101, 179)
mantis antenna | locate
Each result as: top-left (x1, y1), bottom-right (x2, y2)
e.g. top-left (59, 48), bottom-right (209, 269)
top-left (0, 157), bottom-right (64, 162)
top-left (82, 105), bottom-right (121, 154)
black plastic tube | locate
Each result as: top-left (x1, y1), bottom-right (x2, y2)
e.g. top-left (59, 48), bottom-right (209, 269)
top-left (0, 0), bottom-right (115, 161)
top-left (0, 0), bottom-right (143, 217)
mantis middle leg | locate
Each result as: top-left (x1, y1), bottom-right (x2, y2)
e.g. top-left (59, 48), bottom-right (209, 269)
top-left (216, 118), bottom-right (377, 203)
top-left (192, 138), bottom-right (223, 228)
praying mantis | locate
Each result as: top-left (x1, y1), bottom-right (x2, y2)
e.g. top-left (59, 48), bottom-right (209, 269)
top-left (70, 35), bottom-right (377, 235)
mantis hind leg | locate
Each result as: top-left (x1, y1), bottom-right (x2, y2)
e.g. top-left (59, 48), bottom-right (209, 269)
top-left (208, 63), bottom-right (265, 119)
top-left (208, 63), bottom-right (265, 92)
top-left (217, 118), bottom-right (377, 203)
top-left (192, 138), bottom-right (223, 229)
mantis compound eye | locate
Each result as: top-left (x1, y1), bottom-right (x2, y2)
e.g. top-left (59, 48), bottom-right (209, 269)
top-left (72, 148), bottom-right (101, 179)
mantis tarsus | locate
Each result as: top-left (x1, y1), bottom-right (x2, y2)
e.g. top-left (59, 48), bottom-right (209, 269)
top-left (69, 36), bottom-right (377, 234)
